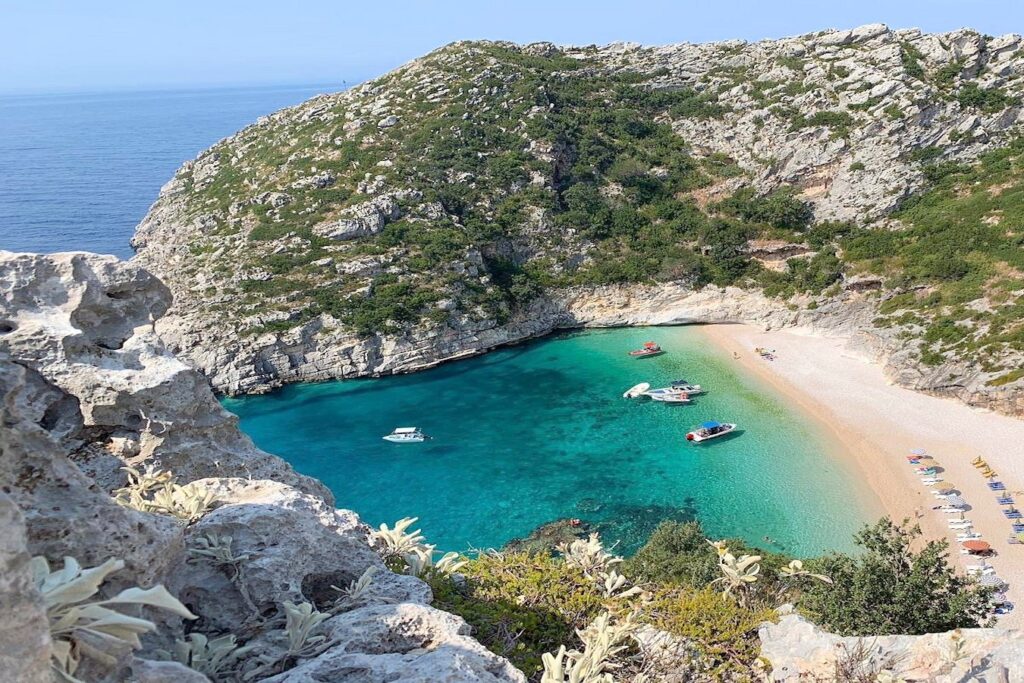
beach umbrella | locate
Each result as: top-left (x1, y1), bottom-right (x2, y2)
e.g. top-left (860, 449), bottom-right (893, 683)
top-left (944, 495), bottom-right (967, 507)
top-left (910, 448), bottom-right (927, 455)
top-left (935, 484), bottom-right (956, 492)
top-left (962, 540), bottom-right (990, 552)
top-left (979, 574), bottom-right (1005, 587)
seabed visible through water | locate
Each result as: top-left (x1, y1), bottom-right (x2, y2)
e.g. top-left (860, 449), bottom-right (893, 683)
top-left (223, 327), bottom-right (878, 557)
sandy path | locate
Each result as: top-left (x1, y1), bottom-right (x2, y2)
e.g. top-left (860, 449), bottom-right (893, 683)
top-left (697, 323), bottom-right (1024, 627)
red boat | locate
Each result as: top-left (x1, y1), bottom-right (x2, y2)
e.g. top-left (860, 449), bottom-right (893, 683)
top-left (629, 341), bottom-right (664, 358)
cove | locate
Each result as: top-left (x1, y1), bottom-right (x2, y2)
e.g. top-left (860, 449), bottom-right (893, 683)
top-left (222, 327), bottom-right (880, 557)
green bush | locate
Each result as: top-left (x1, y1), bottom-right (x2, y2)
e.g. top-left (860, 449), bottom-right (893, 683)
top-left (428, 552), bottom-right (605, 676)
top-left (644, 587), bottom-right (776, 677)
top-left (800, 519), bottom-right (993, 635)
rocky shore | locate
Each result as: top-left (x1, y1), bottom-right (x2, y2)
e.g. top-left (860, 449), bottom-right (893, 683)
top-left (2, 249), bottom-right (1022, 680)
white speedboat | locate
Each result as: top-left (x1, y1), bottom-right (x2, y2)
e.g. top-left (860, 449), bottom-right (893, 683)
top-left (686, 421), bottom-right (737, 443)
top-left (623, 382), bottom-right (651, 398)
top-left (649, 393), bottom-right (691, 404)
top-left (382, 427), bottom-right (429, 443)
top-left (669, 380), bottom-right (704, 395)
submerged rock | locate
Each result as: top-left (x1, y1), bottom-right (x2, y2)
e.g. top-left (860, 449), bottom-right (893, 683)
top-left (503, 518), bottom-right (593, 555)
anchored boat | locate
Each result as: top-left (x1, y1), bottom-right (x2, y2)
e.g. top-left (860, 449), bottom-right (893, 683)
top-left (629, 341), bottom-right (664, 358)
top-left (686, 421), bottom-right (737, 443)
top-left (382, 427), bottom-right (429, 443)
top-left (669, 379), bottom-right (704, 395)
top-left (648, 393), bottom-right (691, 404)
top-left (623, 382), bottom-right (651, 398)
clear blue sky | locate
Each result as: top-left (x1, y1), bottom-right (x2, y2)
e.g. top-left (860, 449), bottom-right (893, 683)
top-left (2, 0), bottom-right (1022, 93)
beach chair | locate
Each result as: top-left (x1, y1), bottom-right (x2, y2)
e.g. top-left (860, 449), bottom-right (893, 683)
top-left (1004, 511), bottom-right (1022, 519)
top-left (971, 456), bottom-right (984, 465)
top-left (974, 460), bottom-right (988, 469)
top-left (989, 482), bottom-right (1007, 491)
top-left (1013, 523), bottom-right (1024, 533)
top-left (996, 496), bottom-right (1014, 505)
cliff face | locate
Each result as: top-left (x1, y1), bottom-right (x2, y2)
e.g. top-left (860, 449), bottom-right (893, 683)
top-left (131, 25), bottom-right (1024, 413)
top-left (0, 251), bottom-right (524, 682)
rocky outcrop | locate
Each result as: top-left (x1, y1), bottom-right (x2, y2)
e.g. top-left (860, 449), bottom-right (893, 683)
top-left (0, 250), bottom-right (330, 501)
top-left (760, 613), bottom-right (1024, 681)
top-left (0, 493), bottom-right (51, 683)
top-left (263, 604), bottom-right (527, 682)
top-left (0, 251), bottom-right (524, 682)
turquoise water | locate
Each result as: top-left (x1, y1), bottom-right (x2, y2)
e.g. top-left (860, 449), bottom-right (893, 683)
top-left (223, 327), bottom-right (879, 557)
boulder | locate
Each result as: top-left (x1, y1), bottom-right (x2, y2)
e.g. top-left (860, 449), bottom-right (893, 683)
top-left (0, 492), bottom-right (52, 683)
top-left (262, 603), bottom-right (527, 682)
top-left (0, 251), bottom-right (331, 503)
top-left (166, 479), bottom-right (430, 632)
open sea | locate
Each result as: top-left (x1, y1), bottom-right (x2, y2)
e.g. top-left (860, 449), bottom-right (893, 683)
top-left (2, 84), bottom-right (879, 558)
top-left (0, 84), bottom-right (343, 257)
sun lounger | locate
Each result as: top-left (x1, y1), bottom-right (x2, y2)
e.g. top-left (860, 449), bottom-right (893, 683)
top-left (988, 482), bottom-right (1006, 490)
top-left (1004, 511), bottom-right (1022, 519)
top-left (997, 497), bottom-right (1014, 505)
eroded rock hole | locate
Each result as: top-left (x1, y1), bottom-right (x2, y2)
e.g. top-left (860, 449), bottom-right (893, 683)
top-left (0, 321), bottom-right (15, 334)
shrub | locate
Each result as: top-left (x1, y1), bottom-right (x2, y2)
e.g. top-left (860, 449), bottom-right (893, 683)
top-left (622, 520), bottom-right (720, 587)
top-left (799, 518), bottom-right (993, 635)
top-left (428, 551), bottom-right (606, 676)
top-left (644, 587), bottom-right (776, 677)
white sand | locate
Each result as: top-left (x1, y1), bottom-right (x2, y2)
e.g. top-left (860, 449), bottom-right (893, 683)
top-left (699, 323), bottom-right (1024, 627)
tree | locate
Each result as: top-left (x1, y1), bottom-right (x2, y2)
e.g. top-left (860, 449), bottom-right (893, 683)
top-left (800, 518), bottom-right (993, 635)
top-left (623, 520), bottom-right (721, 587)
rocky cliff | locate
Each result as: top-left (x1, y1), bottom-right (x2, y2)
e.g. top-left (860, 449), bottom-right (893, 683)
top-left (132, 24), bottom-right (1024, 414)
top-left (0, 251), bottom-right (524, 682)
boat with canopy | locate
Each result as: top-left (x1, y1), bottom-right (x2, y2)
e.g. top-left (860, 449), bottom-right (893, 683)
top-left (686, 421), bottom-right (737, 443)
top-left (628, 341), bottom-right (664, 358)
top-left (382, 427), bottom-right (430, 443)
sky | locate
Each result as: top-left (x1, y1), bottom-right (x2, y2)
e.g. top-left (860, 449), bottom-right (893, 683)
top-left (1, 0), bottom-right (1022, 94)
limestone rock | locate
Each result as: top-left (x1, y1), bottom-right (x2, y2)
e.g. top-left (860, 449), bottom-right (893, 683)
top-left (0, 358), bottom-right (184, 588)
top-left (760, 613), bottom-right (1024, 681)
top-left (0, 492), bottom-right (51, 683)
top-left (262, 603), bottom-right (527, 682)
top-left (167, 478), bottom-right (429, 632)
top-left (313, 194), bottom-right (401, 240)
top-left (0, 250), bottom-right (331, 503)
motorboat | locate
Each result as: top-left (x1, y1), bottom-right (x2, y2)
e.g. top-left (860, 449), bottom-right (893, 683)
top-left (686, 421), bottom-right (737, 443)
top-left (629, 342), bottom-right (664, 358)
top-left (669, 379), bottom-right (704, 395)
top-left (649, 393), bottom-right (691, 404)
top-left (382, 427), bottom-right (429, 443)
top-left (623, 382), bottom-right (651, 398)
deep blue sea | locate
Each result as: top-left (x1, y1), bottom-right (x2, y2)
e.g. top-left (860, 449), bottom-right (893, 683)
top-left (0, 85), bottom-right (342, 258)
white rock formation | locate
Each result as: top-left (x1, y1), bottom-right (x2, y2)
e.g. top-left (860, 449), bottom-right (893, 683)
top-left (0, 251), bottom-right (524, 682)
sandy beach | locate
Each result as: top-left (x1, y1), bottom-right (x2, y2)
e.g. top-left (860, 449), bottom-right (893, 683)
top-left (698, 323), bottom-right (1024, 627)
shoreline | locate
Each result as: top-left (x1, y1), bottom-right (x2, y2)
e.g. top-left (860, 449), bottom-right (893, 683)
top-left (697, 323), bottom-right (1024, 627)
